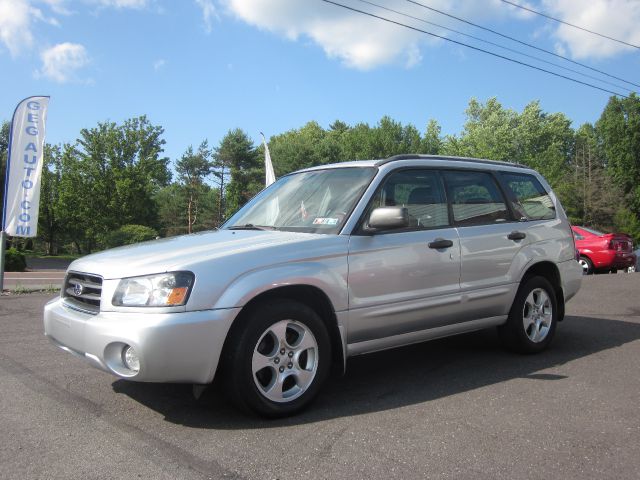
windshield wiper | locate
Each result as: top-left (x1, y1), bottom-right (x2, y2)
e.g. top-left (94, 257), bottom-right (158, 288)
top-left (228, 224), bottom-right (276, 231)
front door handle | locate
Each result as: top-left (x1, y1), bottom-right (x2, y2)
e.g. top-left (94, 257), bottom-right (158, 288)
top-left (508, 231), bottom-right (526, 241)
top-left (428, 238), bottom-right (454, 249)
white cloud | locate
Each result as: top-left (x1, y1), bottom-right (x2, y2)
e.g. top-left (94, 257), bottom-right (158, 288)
top-left (543, 0), bottom-right (640, 59)
top-left (30, 4), bottom-right (61, 26)
top-left (0, 0), bottom-right (34, 56)
top-left (96, 0), bottom-right (148, 8)
top-left (0, 0), bottom-right (143, 57)
top-left (39, 0), bottom-right (73, 15)
top-left (221, 0), bottom-right (537, 70)
top-left (38, 42), bottom-right (89, 82)
top-left (195, 0), bottom-right (217, 33)
top-left (153, 58), bottom-right (166, 70)
top-left (498, 0), bottom-right (538, 20)
top-left (222, 0), bottom-right (422, 69)
top-left (0, 0), bottom-right (67, 57)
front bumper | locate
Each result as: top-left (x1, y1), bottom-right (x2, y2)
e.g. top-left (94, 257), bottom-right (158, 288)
top-left (43, 297), bottom-right (240, 384)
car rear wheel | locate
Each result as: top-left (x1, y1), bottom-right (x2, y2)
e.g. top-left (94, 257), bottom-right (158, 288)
top-left (498, 276), bottom-right (558, 354)
top-left (578, 256), bottom-right (593, 275)
top-left (222, 300), bottom-right (331, 418)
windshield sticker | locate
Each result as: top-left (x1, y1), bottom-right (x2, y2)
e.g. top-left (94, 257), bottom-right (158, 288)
top-left (313, 217), bottom-right (339, 225)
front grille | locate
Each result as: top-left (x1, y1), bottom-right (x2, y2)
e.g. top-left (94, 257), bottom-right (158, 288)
top-left (63, 272), bottom-right (103, 314)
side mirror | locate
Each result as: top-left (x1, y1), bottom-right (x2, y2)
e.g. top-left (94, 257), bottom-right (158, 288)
top-left (367, 206), bottom-right (409, 231)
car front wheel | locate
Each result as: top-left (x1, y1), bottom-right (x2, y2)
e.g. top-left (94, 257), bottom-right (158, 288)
top-left (222, 300), bottom-right (331, 418)
top-left (498, 276), bottom-right (558, 354)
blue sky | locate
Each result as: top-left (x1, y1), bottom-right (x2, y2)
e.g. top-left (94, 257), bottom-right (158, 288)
top-left (1, 0), bottom-right (639, 164)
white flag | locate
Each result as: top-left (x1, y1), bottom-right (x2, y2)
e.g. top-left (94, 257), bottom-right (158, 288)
top-left (261, 132), bottom-right (276, 187)
top-left (2, 96), bottom-right (50, 237)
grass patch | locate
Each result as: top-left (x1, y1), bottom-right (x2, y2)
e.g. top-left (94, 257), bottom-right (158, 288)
top-left (5, 283), bottom-right (60, 295)
top-left (25, 253), bottom-right (82, 261)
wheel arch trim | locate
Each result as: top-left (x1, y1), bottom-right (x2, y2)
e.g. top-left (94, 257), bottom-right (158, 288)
top-left (520, 260), bottom-right (566, 321)
top-left (219, 284), bottom-right (347, 378)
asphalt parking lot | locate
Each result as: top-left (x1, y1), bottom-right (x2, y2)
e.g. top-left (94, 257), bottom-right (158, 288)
top-left (1, 274), bottom-right (639, 479)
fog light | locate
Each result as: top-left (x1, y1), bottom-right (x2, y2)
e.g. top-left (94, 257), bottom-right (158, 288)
top-left (122, 345), bottom-right (140, 373)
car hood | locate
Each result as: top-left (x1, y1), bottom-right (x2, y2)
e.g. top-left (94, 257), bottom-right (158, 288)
top-left (68, 229), bottom-right (333, 280)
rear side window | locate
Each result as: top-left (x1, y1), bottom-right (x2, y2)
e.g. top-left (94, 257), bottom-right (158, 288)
top-left (501, 173), bottom-right (556, 220)
top-left (443, 171), bottom-right (510, 226)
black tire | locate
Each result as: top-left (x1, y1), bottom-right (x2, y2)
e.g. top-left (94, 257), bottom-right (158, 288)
top-left (578, 256), bottom-right (593, 275)
top-left (221, 299), bottom-right (331, 418)
top-left (498, 276), bottom-right (558, 354)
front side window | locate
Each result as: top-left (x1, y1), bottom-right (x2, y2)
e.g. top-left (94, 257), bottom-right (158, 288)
top-left (501, 172), bottom-right (555, 220)
top-left (443, 170), bottom-right (510, 226)
top-left (366, 169), bottom-right (449, 230)
top-left (224, 167), bottom-right (376, 234)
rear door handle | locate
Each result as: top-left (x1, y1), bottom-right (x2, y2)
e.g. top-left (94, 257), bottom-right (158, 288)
top-left (508, 231), bottom-right (526, 241)
top-left (428, 238), bottom-right (454, 249)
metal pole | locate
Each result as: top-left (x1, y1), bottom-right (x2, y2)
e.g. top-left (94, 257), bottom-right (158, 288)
top-left (0, 230), bottom-right (6, 293)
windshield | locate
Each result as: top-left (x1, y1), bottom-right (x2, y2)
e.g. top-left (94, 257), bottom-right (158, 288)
top-left (224, 167), bottom-right (376, 234)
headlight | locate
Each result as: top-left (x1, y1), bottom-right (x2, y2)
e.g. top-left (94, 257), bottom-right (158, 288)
top-left (112, 272), bottom-right (194, 307)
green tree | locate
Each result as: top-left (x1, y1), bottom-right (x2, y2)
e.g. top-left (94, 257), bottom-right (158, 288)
top-left (420, 119), bottom-right (443, 155)
top-left (555, 124), bottom-right (617, 228)
top-left (269, 121), bottom-right (329, 175)
top-left (38, 144), bottom-right (63, 254)
top-left (57, 116), bottom-right (171, 252)
top-left (512, 101), bottom-right (573, 184)
top-left (104, 224), bottom-right (158, 248)
top-left (614, 208), bottom-right (640, 244)
top-left (156, 184), bottom-right (188, 237)
top-left (456, 97), bottom-right (518, 161)
top-left (595, 93), bottom-right (640, 215)
top-left (56, 144), bottom-right (93, 253)
top-left (211, 151), bottom-right (230, 227)
top-left (368, 116), bottom-right (421, 158)
top-left (175, 141), bottom-right (213, 233)
top-left (342, 122), bottom-right (375, 159)
top-left (214, 129), bottom-right (261, 219)
top-left (448, 98), bottom-right (574, 184)
top-left (0, 121), bottom-right (9, 215)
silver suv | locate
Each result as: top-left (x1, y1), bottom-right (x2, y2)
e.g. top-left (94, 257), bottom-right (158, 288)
top-left (44, 155), bottom-right (582, 417)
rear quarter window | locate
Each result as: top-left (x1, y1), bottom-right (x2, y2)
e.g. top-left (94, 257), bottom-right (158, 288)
top-left (501, 172), bottom-right (556, 221)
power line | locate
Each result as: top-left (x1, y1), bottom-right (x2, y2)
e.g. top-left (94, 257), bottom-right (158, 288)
top-left (319, 0), bottom-right (628, 98)
top-left (403, 0), bottom-right (640, 89)
top-left (500, 0), bottom-right (640, 50)
top-left (355, 0), bottom-right (633, 93)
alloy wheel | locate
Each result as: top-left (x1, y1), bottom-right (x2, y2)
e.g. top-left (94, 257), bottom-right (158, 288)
top-left (578, 258), bottom-right (591, 275)
top-left (251, 320), bottom-right (319, 403)
top-left (522, 288), bottom-right (553, 343)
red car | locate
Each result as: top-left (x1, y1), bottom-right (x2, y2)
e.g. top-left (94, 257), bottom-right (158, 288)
top-left (572, 226), bottom-right (636, 274)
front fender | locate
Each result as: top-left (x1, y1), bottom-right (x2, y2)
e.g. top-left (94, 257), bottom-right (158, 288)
top-left (212, 260), bottom-right (349, 312)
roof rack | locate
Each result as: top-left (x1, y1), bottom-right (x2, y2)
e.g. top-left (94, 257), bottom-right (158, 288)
top-left (375, 154), bottom-right (529, 169)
